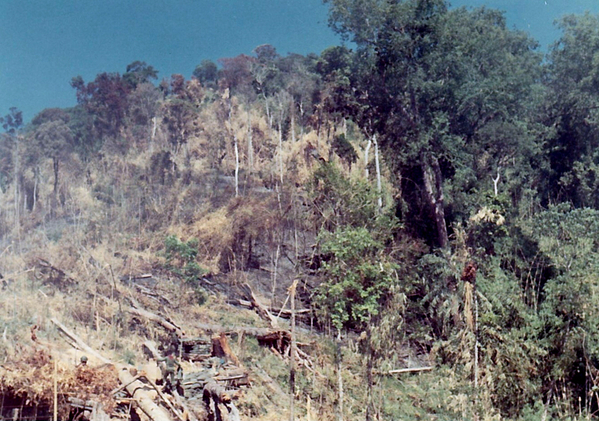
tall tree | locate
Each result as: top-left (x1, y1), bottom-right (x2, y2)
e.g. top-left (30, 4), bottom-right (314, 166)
top-left (32, 120), bottom-right (74, 205)
top-left (0, 107), bottom-right (24, 240)
top-left (542, 13), bottom-right (599, 208)
top-left (193, 59), bottom-right (219, 88)
top-left (324, 0), bottom-right (542, 248)
top-left (123, 61), bottom-right (159, 89)
top-left (71, 72), bottom-right (130, 140)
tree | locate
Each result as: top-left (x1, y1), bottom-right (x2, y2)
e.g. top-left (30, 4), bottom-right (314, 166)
top-left (542, 13), bottom-right (599, 208)
top-left (316, 227), bottom-right (398, 331)
top-left (254, 44), bottom-right (279, 63)
top-left (32, 120), bottom-right (74, 205)
top-left (520, 205), bottom-right (599, 413)
top-left (123, 61), bottom-right (159, 89)
top-left (161, 75), bottom-right (203, 153)
top-left (71, 72), bottom-right (130, 139)
top-left (323, 0), bottom-right (542, 249)
top-left (193, 59), bottom-right (219, 88)
top-left (0, 107), bottom-right (24, 240)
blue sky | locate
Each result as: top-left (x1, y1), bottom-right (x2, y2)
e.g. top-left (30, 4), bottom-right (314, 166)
top-left (2, 0), bottom-right (599, 122)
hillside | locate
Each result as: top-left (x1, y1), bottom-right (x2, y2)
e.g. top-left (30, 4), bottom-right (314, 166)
top-left (6, 2), bottom-right (599, 420)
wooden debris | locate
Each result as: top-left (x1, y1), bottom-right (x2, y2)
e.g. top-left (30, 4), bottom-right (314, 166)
top-left (126, 303), bottom-right (185, 338)
top-left (388, 366), bottom-right (433, 375)
top-left (181, 337), bottom-right (212, 361)
top-left (202, 381), bottom-right (241, 421)
top-left (118, 368), bottom-right (173, 421)
top-left (50, 318), bottom-right (111, 365)
top-left (239, 283), bottom-right (278, 327)
top-left (256, 330), bottom-right (291, 355)
top-left (36, 259), bottom-right (77, 290)
top-left (51, 318), bottom-right (175, 421)
top-left (211, 333), bottom-right (241, 367)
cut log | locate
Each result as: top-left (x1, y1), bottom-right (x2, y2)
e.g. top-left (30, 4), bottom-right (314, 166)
top-left (50, 318), bottom-right (111, 365)
top-left (51, 318), bottom-right (174, 421)
top-left (126, 305), bottom-right (184, 337)
top-left (202, 381), bottom-right (241, 421)
top-left (256, 330), bottom-right (291, 355)
top-left (211, 333), bottom-right (241, 367)
top-left (118, 368), bottom-right (173, 421)
top-left (203, 381), bottom-right (232, 404)
top-left (239, 283), bottom-right (278, 327)
top-left (388, 366), bottom-right (433, 375)
top-left (143, 340), bottom-right (162, 360)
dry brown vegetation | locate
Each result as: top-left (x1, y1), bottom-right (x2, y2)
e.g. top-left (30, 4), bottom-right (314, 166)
top-left (0, 86), bottom-right (398, 421)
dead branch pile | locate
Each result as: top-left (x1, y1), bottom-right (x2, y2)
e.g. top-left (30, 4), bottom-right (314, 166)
top-left (0, 347), bottom-right (119, 416)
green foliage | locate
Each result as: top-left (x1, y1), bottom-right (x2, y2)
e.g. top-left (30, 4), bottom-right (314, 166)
top-left (164, 235), bottom-right (206, 292)
top-left (123, 61), bottom-right (158, 89)
top-left (308, 162), bottom-right (398, 239)
top-left (193, 59), bottom-right (218, 87)
top-left (316, 227), bottom-right (399, 330)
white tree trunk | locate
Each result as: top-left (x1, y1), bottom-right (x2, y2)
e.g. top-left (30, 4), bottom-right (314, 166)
top-left (291, 108), bottom-right (296, 143)
top-left (278, 116), bottom-right (284, 185)
top-left (234, 136), bottom-right (239, 197)
top-left (151, 116), bottom-right (157, 153)
top-left (247, 108), bottom-right (253, 171)
top-left (13, 135), bottom-right (20, 247)
top-left (299, 100), bottom-right (304, 140)
top-left (374, 135), bottom-right (382, 209)
top-left (337, 330), bottom-right (344, 421)
top-left (364, 139), bottom-right (372, 178)
top-left (493, 170), bottom-right (500, 196)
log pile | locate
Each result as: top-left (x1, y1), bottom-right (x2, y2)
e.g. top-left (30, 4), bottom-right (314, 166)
top-left (181, 337), bottom-right (212, 361)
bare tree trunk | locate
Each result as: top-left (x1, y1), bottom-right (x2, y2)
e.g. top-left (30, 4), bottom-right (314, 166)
top-left (291, 108), bottom-right (296, 143)
top-left (278, 116), bottom-right (284, 185)
top-left (374, 135), bottom-right (382, 209)
top-left (271, 243), bottom-right (280, 309)
top-left (13, 135), bottom-right (20, 246)
top-left (289, 280), bottom-right (298, 421)
top-left (151, 116), bottom-right (157, 153)
top-left (53, 158), bottom-right (59, 206)
top-left (299, 100), bottom-right (305, 140)
top-left (364, 139), bottom-right (372, 178)
top-left (493, 170), bottom-right (500, 197)
top-left (421, 154), bottom-right (449, 249)
top-left (33, 167), bottom-right (39, 212)
top-left (337, 330), bottom-right (343, 421)
top-left (247, 108), bottom-right (253, 172)
top-left (234, 135), bottom-right (239, 197)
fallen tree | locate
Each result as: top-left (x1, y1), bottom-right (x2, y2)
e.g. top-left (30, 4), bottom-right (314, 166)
top-left (51, 318), bottom-right (175, 421)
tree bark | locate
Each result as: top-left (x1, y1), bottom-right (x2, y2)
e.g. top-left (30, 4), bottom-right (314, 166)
top-left (51, 318), bottom-right (174, 421)
top-left (240, 282), bottom-right (278, 327)
top-left (374, 135), bottom-right (382, 209)
top-left (289, 280), bottom-right (298, 421)
top-left (53, 158), bottom-right (59, 201)
top-left (337, 330), bottom-right (343, 421)
top-left (278, 116), bottom-right (284, 185)
top-left (126, 305), bottom-right (184, 337)
top-left (247, 107), bottom-right (253, 172)
top-left (421, 154), bottom-right (449, 249)
top-left (364, 139), bottom-right (372, 178)
top-left (118, 368), bottom-right (173, 421)
top-left (234, 137), bottom-right (239, 197)
top-left (211, 332), bottom-right (241, 366)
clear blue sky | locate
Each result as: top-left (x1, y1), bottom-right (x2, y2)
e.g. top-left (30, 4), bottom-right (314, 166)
top-left (2, 0), bottom-right (599, 122)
